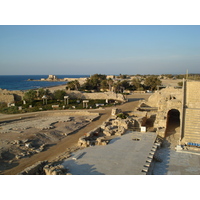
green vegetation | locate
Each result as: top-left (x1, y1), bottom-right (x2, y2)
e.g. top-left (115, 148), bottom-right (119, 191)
top-left (82, 74), bottom-right (107, 91)
top-left (53, 89), bottom-right (66, 100)
top-left (23, 90), bottom-right (37, 103)
top-left (0, 91), bottom-right (119, 114)
top-left (117, 113), bottom-right (129, 119)
top-left (144, 76), bottom-right (162, 91)
top-left (38, 88), bottom-right (51, 98)
top-left (177, 82), bottom-right (183, 87)
top-left (5, 73), bottom-right (195, 115)
top-left (66, 80), bottom-right (80, 90)
top-left (131, 78), bottom-right (144, 91)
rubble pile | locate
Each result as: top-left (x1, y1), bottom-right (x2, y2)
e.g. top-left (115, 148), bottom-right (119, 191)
top-left (77, 117), bottom-right (134, 148)
top-left (18, 160), bottom-right (70, 175)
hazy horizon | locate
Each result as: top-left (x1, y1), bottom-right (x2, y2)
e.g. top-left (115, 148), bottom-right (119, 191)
top-left (1, 25), bottom-right (200, 75)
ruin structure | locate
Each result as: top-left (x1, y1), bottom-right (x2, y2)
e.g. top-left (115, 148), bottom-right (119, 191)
top-left (65, 91), bottom-right (125, 102)
top-left (144, 80), bottom-right (200, 145)
top-left (0, 89), bottom-right (24, 104)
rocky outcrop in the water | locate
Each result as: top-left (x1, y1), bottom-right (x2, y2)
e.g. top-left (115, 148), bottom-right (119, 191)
top-left (28, 75), bottom-right (61, 82)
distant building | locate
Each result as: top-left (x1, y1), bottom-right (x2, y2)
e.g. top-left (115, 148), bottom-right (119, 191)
top-left (106, 75), bottom-right (115, 79)
top-left (47, 75), bottom-right (58, 80)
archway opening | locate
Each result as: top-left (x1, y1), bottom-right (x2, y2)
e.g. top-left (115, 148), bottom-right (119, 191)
top-left (165, 109), bottom-right (180, 138)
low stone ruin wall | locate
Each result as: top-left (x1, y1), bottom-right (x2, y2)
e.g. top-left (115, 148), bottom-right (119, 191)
top-left (18, 160), bottom-right (70, 175)
top-left (18, 161), bottom-right (48, 175)
top-left (40, 111), bottom-right (99, 118)
top-left (0, 89), bottom-right (24, 104)
top-left (0, 94), bottom-right (15, 104)
top-left (77, 117), bottom-right (134, 148)
top-left (65, 91), bottom-right (125, 102)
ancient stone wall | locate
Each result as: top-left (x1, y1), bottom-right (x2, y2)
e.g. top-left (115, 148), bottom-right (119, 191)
top-left (40, 111), bottom-right (99, 118)
top-left (0, 89), bottom-right (24, 103)
top-left (183, 81), bottom-right (200, 143)
top-left (146, 87), bottom-right (182, 138)
top-left (147, 87), bottom-right (182, 108)
top-left (65, 91), bottom-right (125, 102)
top-left (143, 82), bottom-right (200, 144)
top-left (186, 81), bottom-right (200, 108)
top-left (0, 94), bottom-right (15, 104)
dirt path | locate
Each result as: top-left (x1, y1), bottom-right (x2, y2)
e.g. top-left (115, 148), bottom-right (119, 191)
top-left (2, 93), bottom-right (151, 175)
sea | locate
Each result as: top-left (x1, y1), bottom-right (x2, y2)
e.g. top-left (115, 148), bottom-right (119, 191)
top-left (0, 75), bottom-right (90, 91)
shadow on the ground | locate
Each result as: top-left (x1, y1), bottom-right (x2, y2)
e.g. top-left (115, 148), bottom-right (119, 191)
top-left (108, 137), bottom-right (121, 144)
top-left (151, 139), bottom-right (171, 175)
top-left (63, 158), bottom-right (105, 175)
top-left (127, 98), bottom-right (144, 102)
top-left (0, 160), bottom-right (19, 174)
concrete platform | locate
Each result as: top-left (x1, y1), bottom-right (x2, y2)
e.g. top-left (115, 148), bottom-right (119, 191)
top-left (151, 145), bottom-right (200, 175)
top-left (62, 131), bottom-right (157, 175)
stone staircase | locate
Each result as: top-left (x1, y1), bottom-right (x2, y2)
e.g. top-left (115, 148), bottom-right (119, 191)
top-left (184, 108), bottom-right (200, 143)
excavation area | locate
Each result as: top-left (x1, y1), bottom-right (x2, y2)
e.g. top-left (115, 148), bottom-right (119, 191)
top-left (62, 131), bottom-right (157, 175)
top-left (0, 111), bottom-right (99, 174)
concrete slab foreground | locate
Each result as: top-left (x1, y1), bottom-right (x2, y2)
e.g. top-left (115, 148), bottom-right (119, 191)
top-left (62, 131), bottom-right (157, 175)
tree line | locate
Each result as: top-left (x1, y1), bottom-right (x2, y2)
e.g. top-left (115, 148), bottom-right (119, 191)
top-left (23, 74), bottom-right (164, 103)
top-left (66, 74), bottom-right (162, 93)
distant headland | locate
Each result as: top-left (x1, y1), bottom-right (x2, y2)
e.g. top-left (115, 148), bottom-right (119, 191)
top-left (27, 74), bottom-right (88, 84)
top-left (28, 75), bottom-right (64, 82)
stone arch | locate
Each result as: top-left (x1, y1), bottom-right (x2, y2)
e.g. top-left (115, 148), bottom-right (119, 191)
top-left (165, 109), bottom-right (181, 140)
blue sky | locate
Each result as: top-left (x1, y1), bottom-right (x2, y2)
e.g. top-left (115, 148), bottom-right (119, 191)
top-left (0, 25), bottom-right (200, 75)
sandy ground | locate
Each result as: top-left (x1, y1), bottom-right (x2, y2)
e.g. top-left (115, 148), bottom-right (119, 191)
top-left (0, 112), bottom-right (98, 174)
top-left (45, 84), bottom-right (68, 92)
top-left (0, 93), bottom-right (151, 175)
top-left (161, 79), bottom-right (182, 87)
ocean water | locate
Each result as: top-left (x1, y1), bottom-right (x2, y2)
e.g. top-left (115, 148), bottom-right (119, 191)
top-left (0, 75), bottom-right (89, 91)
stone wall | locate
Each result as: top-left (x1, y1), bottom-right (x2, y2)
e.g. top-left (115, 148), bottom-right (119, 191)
top-left (77, 117), bottom-right (133, 148)
top-left (183, 81), bottom-right (200, 143)
top-left (186, 81), bottom-right (200, 108)
top-left (147, 87), bottom-right (182, 108)
top-left (0, 89), bottom-right (24, 104)
top-left (146, 87), bottom-right (183, 138)
top-left (142, 82), bottom-right (200, 144)
top-left (65, 91), bottom-right (125, 102)
top-left (18, 160), bottom-right (69, 175)
top-left (0, 94), bottom-right (15, 104)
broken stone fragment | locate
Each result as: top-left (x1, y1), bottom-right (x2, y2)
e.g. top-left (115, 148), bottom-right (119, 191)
top-left (25, 143), bottom-right (32, 148)
top-left (43, 164), bottom-right (67, 175)
top-left (15, 155), bottom-right (21, 159)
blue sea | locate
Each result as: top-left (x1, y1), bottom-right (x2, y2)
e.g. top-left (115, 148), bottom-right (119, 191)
top-left (0, 75), bottom-right (89, 91)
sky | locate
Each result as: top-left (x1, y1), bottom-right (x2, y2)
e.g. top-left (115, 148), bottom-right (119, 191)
top-left (0, 25), bottom-right (200, 75)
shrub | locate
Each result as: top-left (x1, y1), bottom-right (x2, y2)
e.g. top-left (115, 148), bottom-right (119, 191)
top-left (117, 113), bottom-right (128, 119)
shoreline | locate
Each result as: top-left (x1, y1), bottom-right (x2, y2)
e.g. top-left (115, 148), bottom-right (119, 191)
top-left (0, 75), bottom-right (89, 92)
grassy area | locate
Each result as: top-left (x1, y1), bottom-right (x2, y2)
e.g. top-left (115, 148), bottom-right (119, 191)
top-left (0, 99), bottom-right (121, 114)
